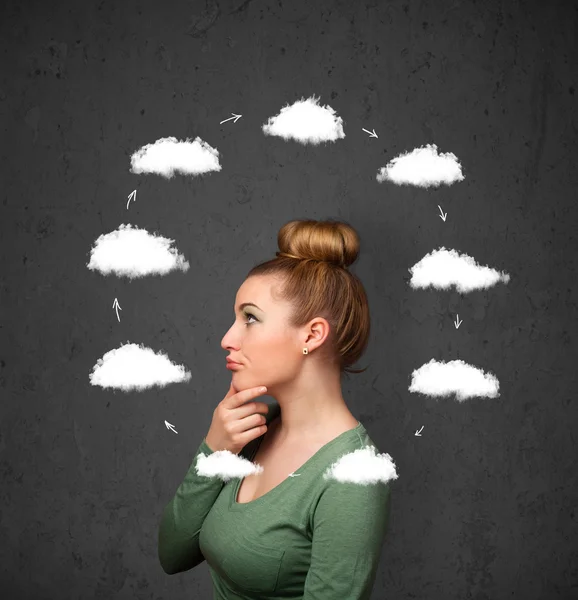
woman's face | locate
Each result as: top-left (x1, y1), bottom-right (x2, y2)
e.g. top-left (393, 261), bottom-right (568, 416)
top-left (221, 276), bottom-right (303, 388)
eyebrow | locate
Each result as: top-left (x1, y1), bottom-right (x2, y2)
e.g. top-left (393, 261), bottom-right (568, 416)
top-left (236, 302), bottom-right (262, 312)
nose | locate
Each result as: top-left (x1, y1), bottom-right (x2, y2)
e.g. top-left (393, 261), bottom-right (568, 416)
top-left (221, 326), bottom-right (236, 354)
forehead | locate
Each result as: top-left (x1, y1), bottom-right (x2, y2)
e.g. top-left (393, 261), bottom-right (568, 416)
top-left (234, 276), bottom-right (281, 311)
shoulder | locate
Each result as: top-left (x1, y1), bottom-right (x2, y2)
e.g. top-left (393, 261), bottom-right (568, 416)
top-left (318, 432), bottom-right (397, 504)
top-left (307, 443), bottom-right (396, 554)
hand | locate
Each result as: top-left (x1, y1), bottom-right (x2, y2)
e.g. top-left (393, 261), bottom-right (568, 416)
top-left (205, 381), bottom-right (269, 454)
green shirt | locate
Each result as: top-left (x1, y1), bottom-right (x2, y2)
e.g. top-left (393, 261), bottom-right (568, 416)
top-left (158, 403), bottom-right (393, 599)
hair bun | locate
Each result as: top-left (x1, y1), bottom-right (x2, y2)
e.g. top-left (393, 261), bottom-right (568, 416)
top-left (276, 219), bottom-right (360, 269)
top-left (248, 217), bottom-right (369, 376)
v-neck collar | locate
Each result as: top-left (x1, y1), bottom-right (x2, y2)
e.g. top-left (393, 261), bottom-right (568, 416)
top-left (229, 421), bottom-right (364, 509)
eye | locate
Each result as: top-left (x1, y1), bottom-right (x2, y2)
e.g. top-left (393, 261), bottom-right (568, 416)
top-left (244, 312), bottom-right (257, 326)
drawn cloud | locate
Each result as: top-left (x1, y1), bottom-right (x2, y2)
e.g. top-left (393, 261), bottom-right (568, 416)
top-left (322, 446), bottom-right (398, 485)
top-left (262, 95), bottom-right (345, 145)
top-left (129, 136), bottom-right (221, 178)
top-left (86, 224), bottom-right (190, 279)
top-left (377, 143), bottom-right (464, 188)
top-left (409, 247), bottom-right (510, 293)
top-left (196, 451), bottom-right (265, 483)
top-left (89, 342), bottom-right (192, 391)
top-left (195, 446), bottom-right (398, 487)
top-left (409, 359), bottom-right (500, 401)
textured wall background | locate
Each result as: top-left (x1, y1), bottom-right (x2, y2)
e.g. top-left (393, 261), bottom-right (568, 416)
top-left (1, 0), bottom-right (577, 598)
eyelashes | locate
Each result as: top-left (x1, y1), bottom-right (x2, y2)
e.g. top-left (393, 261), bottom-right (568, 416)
top-left (244, 312), bottom-right (257, 326)
top-left (232, 311), bottom-right (257, 326)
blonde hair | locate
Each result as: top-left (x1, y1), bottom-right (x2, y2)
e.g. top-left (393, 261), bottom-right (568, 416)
top-left (246, 219), bottom-right (370, 376)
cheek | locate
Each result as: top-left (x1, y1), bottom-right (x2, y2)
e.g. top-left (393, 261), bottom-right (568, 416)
top-left (255, 331), bottom-right (289, 354)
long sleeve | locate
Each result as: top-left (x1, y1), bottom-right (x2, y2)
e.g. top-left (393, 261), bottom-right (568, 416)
top-left (302, 478), bottom-right (392, 599)
top-left (157, 437), bottom-right (225, 575)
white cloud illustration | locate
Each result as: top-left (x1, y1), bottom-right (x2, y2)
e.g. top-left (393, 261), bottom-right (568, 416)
top-left (409, 358), bottom-right (500, 401)
top-left (322, 446), bottom-right (398, 485)
top-left (86, 224), bottom-right (190, 279)
top-left (129, 136), bottom-right (221, 178)
top-left (409, 247), bottom-right (510, 293)
top-left (262, 95), bottom-right (345, 145)
top-left (377, 143), bottom-right (464, 188)
top-left (196, 451), bottom-right (264, 483)
top-left (195, 446), bottom-right (397, 486)
top-left (89, 342), bottom-right (191, 391)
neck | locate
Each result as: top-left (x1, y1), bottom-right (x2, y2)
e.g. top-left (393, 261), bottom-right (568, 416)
top-left (267, 370), bottom-right (353, 444)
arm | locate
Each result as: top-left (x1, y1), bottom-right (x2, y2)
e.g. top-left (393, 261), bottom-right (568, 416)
top-left (157, 437), bottom-right (225, 575)
top-left (302, 479), bottom-right (392, 599)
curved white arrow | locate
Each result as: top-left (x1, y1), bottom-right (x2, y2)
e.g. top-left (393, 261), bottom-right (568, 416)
top-left (362, 127), bottom-right (378, 138)
top-left (165, 420), bottom-right (178, 434)
top-left (127, 189), bottom-right (136, 210)
top-left (112, 298), bottom-right (122, 322)
top-left (220, 113), bottom-right (242, 125)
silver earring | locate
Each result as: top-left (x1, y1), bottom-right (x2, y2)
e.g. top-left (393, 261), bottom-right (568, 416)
top-left (303, 347), bottom-right (308, 354)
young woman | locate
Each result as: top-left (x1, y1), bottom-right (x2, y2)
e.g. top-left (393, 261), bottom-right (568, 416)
top-left (158, 219), bottom-right (394, 599)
